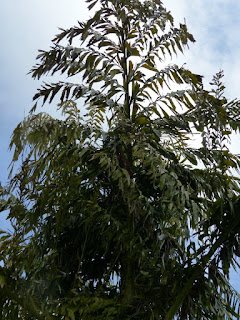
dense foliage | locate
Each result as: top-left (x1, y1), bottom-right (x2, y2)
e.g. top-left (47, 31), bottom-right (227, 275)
top-left (1, 0), bottom-right (240, 318)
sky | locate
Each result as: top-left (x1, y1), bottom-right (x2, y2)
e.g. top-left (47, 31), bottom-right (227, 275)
top-left (1, 0), bottom-right (240, 290)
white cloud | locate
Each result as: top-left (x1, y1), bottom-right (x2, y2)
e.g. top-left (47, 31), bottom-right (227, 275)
top-left (165, 0), bottom-right (240, 98)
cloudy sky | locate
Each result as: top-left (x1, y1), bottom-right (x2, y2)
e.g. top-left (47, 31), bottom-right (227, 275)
top-left (1, 0), bottom-right (240, 288)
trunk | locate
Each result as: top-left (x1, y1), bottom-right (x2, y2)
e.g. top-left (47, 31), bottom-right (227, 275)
top-left (117, 142), bottom-right (136, 307)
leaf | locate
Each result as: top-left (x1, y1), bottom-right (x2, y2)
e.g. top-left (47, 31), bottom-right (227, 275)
top-left (67, 308), bottom-right (75, 320)
top-left (88, 0), bottom-right (98, 10)
top-left (135, 115), bottom-right (150, 125)
top-left (184, 150), bottom-right (198, 165)
top-left (0, 274), bottom-right (6, 287)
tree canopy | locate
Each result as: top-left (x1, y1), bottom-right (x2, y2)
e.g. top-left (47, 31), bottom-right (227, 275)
top-left (1, 0), bottom-right (240, 318)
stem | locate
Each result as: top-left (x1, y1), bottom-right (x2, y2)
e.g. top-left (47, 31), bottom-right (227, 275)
top-left (116, 144), bottom-right (135, 304)
top-left (122, 23), bottom-right (130, 119)
top-left (125, 202), bottom-right (135, 302)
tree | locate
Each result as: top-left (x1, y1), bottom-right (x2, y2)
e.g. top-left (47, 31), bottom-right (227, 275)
top-left (1, 0), bottom-right (240, 318)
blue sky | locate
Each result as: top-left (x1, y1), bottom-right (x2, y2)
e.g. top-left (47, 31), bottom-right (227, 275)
top-left (1, 0), bottom-right (240, 290)
top-left (0, 0), bottom-right (89, 229)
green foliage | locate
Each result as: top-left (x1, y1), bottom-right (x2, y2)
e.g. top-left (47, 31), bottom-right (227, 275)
top-left (1, 0), bottom-right (240, 318)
